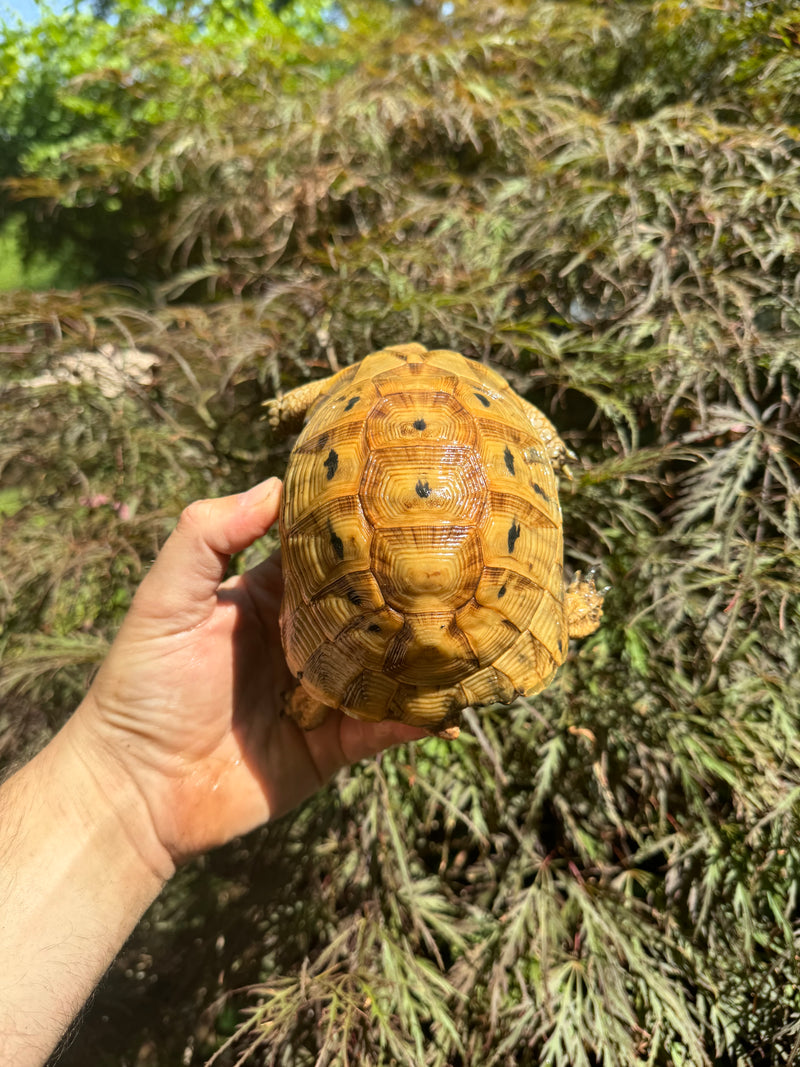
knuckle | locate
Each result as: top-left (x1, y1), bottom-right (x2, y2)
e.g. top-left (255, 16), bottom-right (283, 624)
top-left (177, 498), bottom-right (213, 534)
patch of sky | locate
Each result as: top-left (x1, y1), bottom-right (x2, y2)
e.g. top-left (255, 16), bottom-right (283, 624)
top-left (1, 0), bottom-right (76, 25)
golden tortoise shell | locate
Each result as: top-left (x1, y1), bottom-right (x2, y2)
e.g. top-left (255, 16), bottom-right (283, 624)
top-left (270, 343), bottom-right (603, 733)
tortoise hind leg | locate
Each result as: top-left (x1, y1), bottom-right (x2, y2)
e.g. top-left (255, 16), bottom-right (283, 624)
top-left (286, 684), bottom-right (331, 729)
top-left (565, 571), bottom-right (605, 638)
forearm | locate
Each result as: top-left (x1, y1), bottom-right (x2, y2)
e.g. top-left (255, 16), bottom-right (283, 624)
top-left (0, 710), bottom-right (171, 1066)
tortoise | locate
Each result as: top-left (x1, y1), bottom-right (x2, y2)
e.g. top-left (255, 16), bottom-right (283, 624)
top-left (267, 342), bottom-right (603, 735)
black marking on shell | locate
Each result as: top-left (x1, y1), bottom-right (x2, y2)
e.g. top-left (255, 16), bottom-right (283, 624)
top-left (367, 623), bottom-right (381, 633)
top-left (557, 638), bottom-right (563, 655)
top-left (498, 584), bottom-right (507, 598)
top-left (504, 446), bottom-right (515, 475)
top-left (474, 392), bottom-right (491, 407)
top-left (413, 418), bottom-right (426, 431)
top-left (533, 482), bottom-right (550, 503)
top-left (323, 448), bottom-right (339, 480)
top-left (297, 670), bottom-right (304, 679)
top-left (344, 395), bottom-right (360, 412)
top-left (502, 619), bottom-right (517, 629)
top-left (328, 522), bottom-right (344, 560)
top-left (508, 519), bottom-right (521, 553)
top-left (415, 479), bottom-right (431, 498)
top-left (346, 588), bottom-right (361, 605)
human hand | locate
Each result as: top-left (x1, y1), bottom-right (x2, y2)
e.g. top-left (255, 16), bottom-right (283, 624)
top-left (64, 479), bottom-right (426, 877)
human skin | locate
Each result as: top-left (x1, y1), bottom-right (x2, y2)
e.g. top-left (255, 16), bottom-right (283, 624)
top-left (0, 478), bottom-right (426, 1066)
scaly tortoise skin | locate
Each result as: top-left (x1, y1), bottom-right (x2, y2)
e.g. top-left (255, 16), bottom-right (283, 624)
top-left (268, 343), bottom-right (603, 734)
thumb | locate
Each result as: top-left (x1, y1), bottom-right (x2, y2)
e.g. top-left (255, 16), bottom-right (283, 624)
top-left (303, 714), bottom-right (430, 785)
top-left (339, 719), bottom-right (430, 764)
top-left (131, 478), bottom-right (282, 626)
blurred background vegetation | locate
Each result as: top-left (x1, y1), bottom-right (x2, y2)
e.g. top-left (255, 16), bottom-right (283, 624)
top-left (1, 0), bottom-right (800, 1063)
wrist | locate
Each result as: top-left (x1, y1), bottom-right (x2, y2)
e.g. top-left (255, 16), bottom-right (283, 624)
top-left (0, 711), bottom-right (171, 1065)
top-left (56, 704), bottom-right (177, 885)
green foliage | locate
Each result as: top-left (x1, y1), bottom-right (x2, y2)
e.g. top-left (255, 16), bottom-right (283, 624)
top-left (0, 214), bottom-right (91, 290)
top-left (0, 0), bottom-right (340, 280)
top-left (2, 1), bottom-right (800, 1064)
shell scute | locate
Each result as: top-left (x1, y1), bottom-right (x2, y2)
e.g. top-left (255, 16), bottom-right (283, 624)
top-left (476, 420), bottom-right (561, 526)
top-left (301, 379), bottom-right (379, 436)
top-left (421, 349), bottom-right (492, 380)
top-left (453, 378), bottom-right (513, 421)
top-left (375, 367), bottom-right (461, 397)
top-left (360, 444), bottom-right (486, 528)
top-left (477, 490), bottom-right (561, 596)
top-left (338, 606), bottom-right (405, 669)
top-left (309, 570), bottom-right (387, 639)
top-left (526, 590), bottom-right (570, 663)
top-left (492, 630), bottom-right (556, 698)
top-left (467, 360), bottom-right (519, 395)
top-left (284, 496), bottom-right (372, 599)
top-left (371, 525), bottom-right (482, 612)
top-left (385, 613), bottom-right (479, 685)
top-left (475, 566), bottom-right (545, 632)
top-left (388, 683), bottom-right (464, 729)
top-left (282, 601), bottom-right (330, 677)
top-left (454, 597), bottom-right (518, 667)
top-left (283, 423), bottom-right (366, 527)
top-left (300, 641), bottom-right (362, 707)
top-left (459, 665), bottom-right (517, 707)
top-left (365, 392), bottom-right (476, 448)
top-left (341, 670), bottom-right (400, 721)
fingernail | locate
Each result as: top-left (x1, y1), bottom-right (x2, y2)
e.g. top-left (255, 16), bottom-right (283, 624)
top-left (239, 477), bottom-right (281, 508)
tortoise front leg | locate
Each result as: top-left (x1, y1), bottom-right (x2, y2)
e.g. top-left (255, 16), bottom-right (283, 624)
top-left (517, 396), bottom-right (576, 477)
top-left (264, 375), bottom-right (337, 430)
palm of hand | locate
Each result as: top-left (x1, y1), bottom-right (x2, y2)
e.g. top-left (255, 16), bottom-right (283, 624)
top-left (75, 486), bottom-right (426, 865)
top-left (81, 549), bottom-right (292, 857)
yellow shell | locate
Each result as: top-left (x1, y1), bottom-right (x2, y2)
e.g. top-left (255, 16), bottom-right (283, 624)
top-left (272, 343), bottom-right (603, 732)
